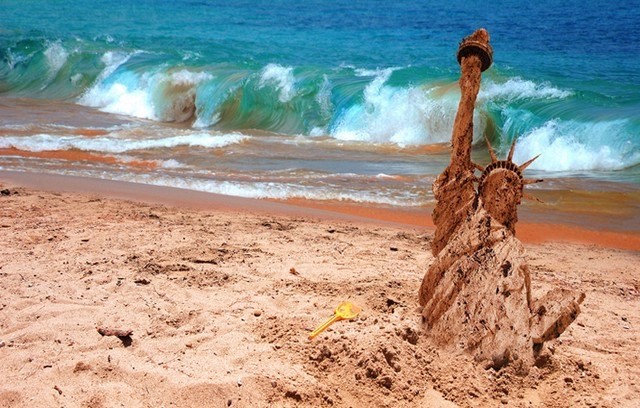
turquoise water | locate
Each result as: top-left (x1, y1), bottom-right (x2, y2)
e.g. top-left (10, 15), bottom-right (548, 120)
top-left (1, 0), bottom-right (639, 226)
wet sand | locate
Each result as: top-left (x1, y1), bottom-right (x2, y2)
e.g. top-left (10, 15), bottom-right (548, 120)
top-left (0, 171), bottom-right (639, 407)
top-left (2, 171), bottom-right (639, 251)
top-left (283, 198), bottom-right (640, 251)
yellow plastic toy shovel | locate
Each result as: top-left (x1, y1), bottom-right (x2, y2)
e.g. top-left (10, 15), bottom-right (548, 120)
top-left (308, 301), bottom-right (361, 340)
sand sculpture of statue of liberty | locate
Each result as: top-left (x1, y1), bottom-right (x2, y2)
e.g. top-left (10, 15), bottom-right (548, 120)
top-left (419, 29), bottom-right (584, 372)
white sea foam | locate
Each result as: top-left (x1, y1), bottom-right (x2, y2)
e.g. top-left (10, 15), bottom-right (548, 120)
top-left (78, 51), bottom-right (142, 114)
top-left (158, 159), bottom-right (185, 169)
top-left (0, 133), bottom-right (248, 153)
top-left (479, 78), bottom-right (572, 102)
top-left (258, 63), bottom-right (297, 103)
top-left (104, 174), bottom-right (426, 206)
top-left (181, 50), bottom-right (202, 61)
top-left (79, 51), bottom-right (155, 119)
top-left (331, 72), bottom-right (484, 146)
top-left (98, 51), bottom-right (133, 82)
top-left (85, 80), bottom-right (156, 119)
top-left (168, 70), bottom-right (213, 86)
top-left (316, 74), bottom-right (333, 118)
top-left (353, 67), bottom-right (400, 78)
top-left (116, 156), bottom-right (186, 169)
top-left (79, 63), bottom-right (213, 121)
top-left (43, 42), bottom-right (68, 77)
top-left (513, 119), bottom-right (639, 172)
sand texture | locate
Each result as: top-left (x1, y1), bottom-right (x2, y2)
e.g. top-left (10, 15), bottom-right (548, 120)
top-left (1, 182), bottom-right (639, 407)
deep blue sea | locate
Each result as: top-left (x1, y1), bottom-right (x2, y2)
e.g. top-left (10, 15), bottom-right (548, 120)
top-left (1, 0), bottom-right (639, 228)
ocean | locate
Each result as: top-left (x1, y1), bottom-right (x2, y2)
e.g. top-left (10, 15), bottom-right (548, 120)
top-left (1, 0), bottom-right (639, 231)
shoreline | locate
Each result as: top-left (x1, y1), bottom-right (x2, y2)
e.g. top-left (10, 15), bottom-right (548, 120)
top-left (1, 170), bottom-right (638, 251)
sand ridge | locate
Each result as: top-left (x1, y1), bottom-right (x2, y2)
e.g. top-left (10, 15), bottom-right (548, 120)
top-left (0, 182), bottom-right (639, 407)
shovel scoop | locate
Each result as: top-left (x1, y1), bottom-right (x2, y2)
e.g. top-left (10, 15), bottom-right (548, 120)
top-left (308, 301), bottom-right (361, 340)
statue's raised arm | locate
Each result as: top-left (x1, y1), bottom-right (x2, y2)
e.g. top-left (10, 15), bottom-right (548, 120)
top-left (431, 29), bottom-right (493, 255)
top-left (450, 29), bottom-right (493, 174)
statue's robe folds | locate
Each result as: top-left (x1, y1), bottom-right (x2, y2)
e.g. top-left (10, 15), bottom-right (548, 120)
top-left (420, 200), bottom-right (584, 371)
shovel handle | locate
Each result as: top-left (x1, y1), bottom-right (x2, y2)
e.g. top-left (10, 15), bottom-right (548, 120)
top-left (308, 314), bottom-right (341, 340)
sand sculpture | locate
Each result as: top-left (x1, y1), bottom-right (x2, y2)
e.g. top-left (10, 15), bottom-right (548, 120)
top-left (419, 29), bottom-right (584, 372)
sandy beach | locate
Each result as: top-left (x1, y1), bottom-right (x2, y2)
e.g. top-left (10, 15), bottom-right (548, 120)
top-left (0, 171), bottom-right (638, 407)
top-left (3, 1), bottom-right (640, 406)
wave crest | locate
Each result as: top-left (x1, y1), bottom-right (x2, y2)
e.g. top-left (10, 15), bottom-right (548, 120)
top-left (79, 58), bottom-right (213, 123)
top-left (258, 63), bottom-right (297, 103)
top-left (480, 78), bottom-right (572, 102)
top-left (330, 70), bottom-right (485, 146)
top-left (513, 119), bottom-right (640, 172)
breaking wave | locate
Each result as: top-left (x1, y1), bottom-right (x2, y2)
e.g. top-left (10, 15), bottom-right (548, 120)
top-left (1, 36), bottom-right (638, 172)
top-left (512, 119), bottom-right (640, 172)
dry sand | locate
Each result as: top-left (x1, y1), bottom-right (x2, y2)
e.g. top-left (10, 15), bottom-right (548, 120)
top-left (0, 174), bottom-right (638, 407)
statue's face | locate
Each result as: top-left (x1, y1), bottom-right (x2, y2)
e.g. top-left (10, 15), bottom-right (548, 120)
top-left (479, 168), bottom-right (523, 230)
